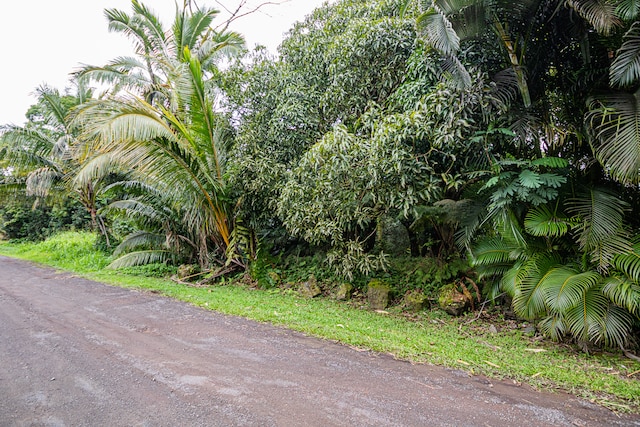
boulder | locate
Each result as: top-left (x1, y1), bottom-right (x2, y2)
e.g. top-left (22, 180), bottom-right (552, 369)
top-left (267, 271), bottom-right (281, 287)
top-left (299, 275), bottom-right (322, 298)
top-left (334, 283), bottom-right (353, 301)
top-left (367, 279), bottom-right (391, 310)
top-left (403, 290), bottom-right (427, 312)
top-left (437, 283), bottom-right (470, 316)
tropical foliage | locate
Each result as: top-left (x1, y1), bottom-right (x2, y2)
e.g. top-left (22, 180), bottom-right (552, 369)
top-left (1, 0), bottom-right (639, 351)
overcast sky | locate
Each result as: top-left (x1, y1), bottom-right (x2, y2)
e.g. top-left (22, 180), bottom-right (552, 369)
top-left (0, 0), bottom-right (327, 126)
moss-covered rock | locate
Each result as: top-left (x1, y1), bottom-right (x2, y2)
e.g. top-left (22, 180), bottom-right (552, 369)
top-left (402, 290), bottom-right (427, 312)
top-left (367, 279), bottom-right (391, 310)
top-left (299, 275), bottom-right (322, 298)
top-left (334, 283), bottom-right (353, 301)
top-left (437, 283), bottom-right (470, 316)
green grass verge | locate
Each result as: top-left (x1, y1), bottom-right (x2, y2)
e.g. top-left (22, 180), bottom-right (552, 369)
top-left (1, 231), bottom-right (639, 413)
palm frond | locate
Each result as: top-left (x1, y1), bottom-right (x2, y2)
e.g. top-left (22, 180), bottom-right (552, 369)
top-left (565, 0), bottom-right (621, 36)
top-left (538, 313), bottom-right (567, 342)
top-left (470, 236), bottom-right (518, 267)
top-left (541, 267), bottom-right (601, 313)
top-left (440, 54), bottom-right (472, 87)
top-left (173, 6), bottom-right (217, 56)
top-left (113, 230), bottom-right (167, 257)
top-left (80, 98), bottom-right (175, 145)
top-left (417, 7), bottom-right (460, 57)
top-left (454, 198), bottom-right (485, 250)
top-left (498, 259), bottom-right (529, 299)
top-left (596, 304), bottom-right (634, 348)
top-left (524, 204), bottom-right (572, 238)
top-left (567, 187), bottom-right (631, 271)
top-left (489, 68), bottom-right (519, 107)
top-left (107, 250), bottom-right (173, 269)
top-left (434, 0), bottom-right (475, 16)
top-left (587, 90), bottom-right (640, 184)
top-left (33, 85), bottom-right (69, 131)
top-left (616, 0), bottom-right (640, 20)
top-left (564, 285), bottom-right (634, 348)
top-left (610, 22), bottom-right (640, 88)
top-left (602, 276), bottom-right (640, 316)
top-left (564, 285), bottom-right (609, 342)
top-left (72, 153), bottom-right (119, 190)
top-left (612, 242), bottom-right (640, 281)
top-left (101, 199), bottom-right (168, 228)
top-left (512, 252), bottom-right (561, 320)
top-left (24, 167), bottom-right (61, 198)
top-left (198, 31), bottom-right (245, 69)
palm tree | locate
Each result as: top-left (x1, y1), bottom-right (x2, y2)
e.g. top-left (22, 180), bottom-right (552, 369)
top-left (472, 188), bottom-right (637, 348)
top-left (77, 0), bottom-right (243, 103)
top-left (72, 1), bottom-right (246, 269)
top-left (1, 85), bottom-right (76, 198)
top-left (0, 82), bottom-right (108, 230)
top-left (587, 19), bottom-right (640, 185)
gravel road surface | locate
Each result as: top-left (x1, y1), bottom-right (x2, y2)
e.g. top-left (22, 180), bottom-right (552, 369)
top-left (1, 255), bottom-right (638, 426)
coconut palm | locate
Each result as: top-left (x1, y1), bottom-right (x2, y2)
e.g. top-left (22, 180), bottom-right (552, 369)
top-left (1, 85), bottom-right (77, 198)
top-left (72, 1), bottom-right (246, 269)
top-left (0, 82), bottom-right (108, 230)
top-left (75, 47), bottom-right (236, 268)
top-left (77, 0), bottom-right (244, 102)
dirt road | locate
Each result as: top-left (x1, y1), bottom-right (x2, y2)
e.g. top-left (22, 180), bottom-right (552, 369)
top-left (0, 256), bottom-right (638, 426)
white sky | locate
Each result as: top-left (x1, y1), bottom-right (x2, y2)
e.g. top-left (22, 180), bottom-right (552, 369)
top-left (0, 0), bottom-right (327, 126)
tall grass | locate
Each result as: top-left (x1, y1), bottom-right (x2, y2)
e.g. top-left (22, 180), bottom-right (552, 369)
top-left (2, 231), bottom-right (111, 272)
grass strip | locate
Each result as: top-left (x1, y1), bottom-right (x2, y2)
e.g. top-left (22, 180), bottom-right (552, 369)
top-left (1, 232), bottom-right (638, 413)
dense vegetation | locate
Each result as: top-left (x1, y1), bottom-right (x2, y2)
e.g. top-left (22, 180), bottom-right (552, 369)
top-left (1, 0), bottom-right (639, 356)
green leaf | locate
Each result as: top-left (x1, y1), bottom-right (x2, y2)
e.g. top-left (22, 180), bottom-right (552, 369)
top-left (518, 169), bottom-right (542, 189)
top-left (531, 157), bottom-right (569, 168)
top-left (542, 267), bottom-right (601, 313)
top-left (602, 276), bottom-right (640, 316)
top-left (512, 253), bottom-right (561, 320)
top-left (612, 242), bottom-right (640, 281)
top-left (107, 250), bottom-right (173, 269)
top-left (610, 22), bottom-right (640, 88)
top-left (567, 188), bottom-right (631, 272)
top-left (586, 90), bottom-right (640, 184)
top-left (524, 205), bottom-right (571, 238)
top-left (417, 7), bottom-right (460, 57)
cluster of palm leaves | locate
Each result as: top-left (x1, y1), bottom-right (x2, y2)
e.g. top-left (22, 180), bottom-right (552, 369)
top-left (1, 1), bottom-right (245, 270)
top-left (417, 0), bottom-right (640, 348)
top-left (0, 82), bottom-right (108, 233)
top-left (70, 0), bottom-right (245, 270)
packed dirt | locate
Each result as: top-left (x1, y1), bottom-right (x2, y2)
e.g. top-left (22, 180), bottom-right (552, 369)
top-left (1, 255), bottom-right (638, 426)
